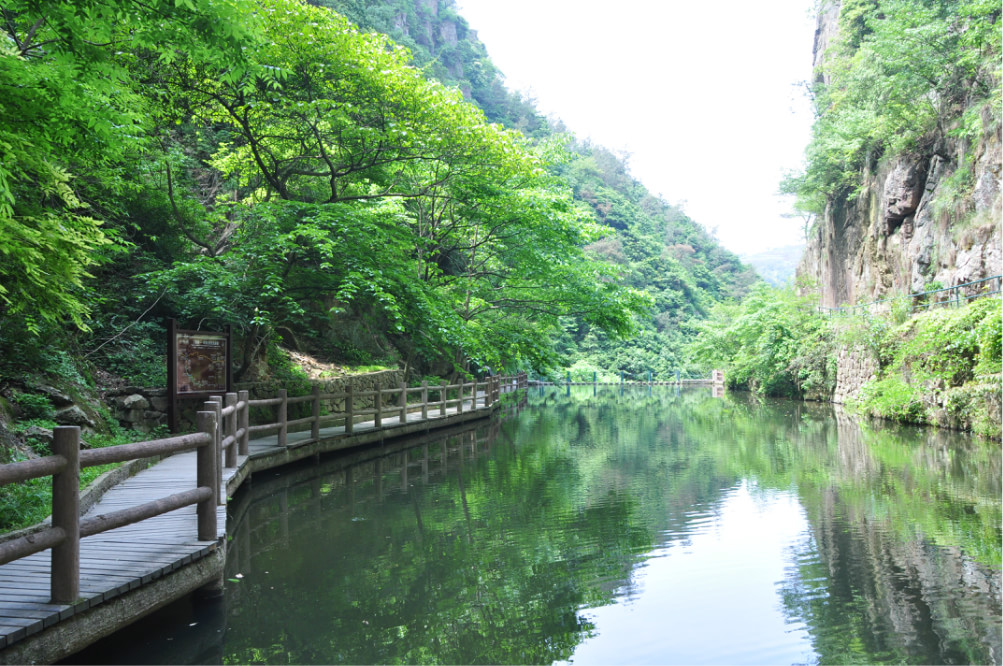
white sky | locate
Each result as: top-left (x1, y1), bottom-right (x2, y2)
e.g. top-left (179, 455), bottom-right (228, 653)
top-left (455, 0), bottom-right (817, 255)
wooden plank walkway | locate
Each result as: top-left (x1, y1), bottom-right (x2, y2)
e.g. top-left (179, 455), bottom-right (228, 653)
top-left (0, 395), bottom-right (492, 655)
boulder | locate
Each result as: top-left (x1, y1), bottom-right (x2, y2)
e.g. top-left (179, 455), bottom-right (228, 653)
top-left (54, 405), bottom-right (95, 428)
top-left (123, 394), bottom-right (150, 411)
top-left (22, 426), bottom-right (53, 445)
top-left (883, 160), bottom-right (926, 232)
top-left (31, 385), bottom-right (73, 407)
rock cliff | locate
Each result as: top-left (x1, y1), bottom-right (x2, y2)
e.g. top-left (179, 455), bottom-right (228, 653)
top-left (798, 1), bottom-right (1002, 307)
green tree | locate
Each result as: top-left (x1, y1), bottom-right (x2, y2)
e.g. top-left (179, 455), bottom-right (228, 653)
top-left (0, 0), bottom-right (256, 332)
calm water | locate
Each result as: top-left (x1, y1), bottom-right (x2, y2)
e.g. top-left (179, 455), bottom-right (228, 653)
top-left (71, 388), bottom-right (1002, 665)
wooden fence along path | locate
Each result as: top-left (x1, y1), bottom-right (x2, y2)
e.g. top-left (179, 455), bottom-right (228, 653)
top-left (0, 374), bottom-right (527, 662)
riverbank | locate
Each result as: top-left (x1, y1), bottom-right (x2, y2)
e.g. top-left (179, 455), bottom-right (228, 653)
top-left (692, 285), bottom-right (1002, 439)
top-left (836, 297), bottom-right (1001, 439)
top-left (65, 387), bottom-right (1003, 665)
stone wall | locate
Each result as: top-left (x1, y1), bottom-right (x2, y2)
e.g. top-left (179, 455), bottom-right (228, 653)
top-left (105, 388), bottom-right (170, 433)
top-left (833, 346), bottom-right (879, 405)
top-left (106, 370), bottom-right (405, 433)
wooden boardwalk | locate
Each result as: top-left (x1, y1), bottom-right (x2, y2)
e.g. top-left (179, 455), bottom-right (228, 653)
top-left (0, 394), bottom-right (496, 660)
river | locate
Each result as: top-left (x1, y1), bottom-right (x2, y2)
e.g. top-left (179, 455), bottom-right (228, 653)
top-left (69, 387), bottom-right (1002, 665)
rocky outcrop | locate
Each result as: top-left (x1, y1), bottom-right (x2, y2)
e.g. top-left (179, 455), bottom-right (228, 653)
top-left (811, 0), bottom-right (841, 85)
top-left (798, 3), bottom-right (1002, 308)
top-left (799, 131), bottom-right (1001, 308)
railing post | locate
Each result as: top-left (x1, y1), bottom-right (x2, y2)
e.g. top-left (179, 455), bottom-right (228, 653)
top-left (374, 389), bottom-right (382, 428)
top-left (440, 381), bottom-right (448, 416)
top-left (197, 410), bottom-right (218, 540)
top-left (225, 392), bottom-right (237, 469)
top-left (421, 381), bottom-right (428, 420)
top-left (278, 388), bottom-right (288, 447)
top-left (311, 384), bottom-right (321, 441)
top-left (345, 384), bottom-right (354, 434)
top-left (458, 382), bottom-right (464, 414)
top-left (51, 426), bottom-right (80, 604)
top-left (208, 397), bottom-right (223, 502)
top-left (399, 382), bottom-right (407, 424)
top-left (238, 390), bottom-right (249, 456)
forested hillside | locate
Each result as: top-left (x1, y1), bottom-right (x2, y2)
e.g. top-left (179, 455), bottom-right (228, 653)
top-left (307, 0), bottom-right (758, 380)
top-left (0, 0), bottom-right (757, 408)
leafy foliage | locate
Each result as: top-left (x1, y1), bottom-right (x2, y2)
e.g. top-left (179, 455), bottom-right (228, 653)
top-left (688, 282), bottom-right (836, 398)
top-left (855, 297), bottom-right (1002, 436)
top-left (784, 0), bottom-right (1001, 206)
top-left (0, 0), bottom-right (759, 401)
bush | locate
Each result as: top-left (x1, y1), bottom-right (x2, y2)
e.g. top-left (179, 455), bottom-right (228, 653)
top-left (11, 392), bottom-right (55, 421)
top-left (855, 376), bottom-right (927, 424)
top-left (855, 297), bottom-right (1001, 434)
top-left (689, 283), bottom-right (836, 399)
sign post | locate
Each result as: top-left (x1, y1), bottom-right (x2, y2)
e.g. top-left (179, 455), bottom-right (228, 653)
top-left (167, 319), bottom-right (231, 432)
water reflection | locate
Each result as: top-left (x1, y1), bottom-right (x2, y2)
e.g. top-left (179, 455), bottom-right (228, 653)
top-left (68, 388), bottom-right (1001, 665)
top-left (562, 482), bottom-right (817, 665)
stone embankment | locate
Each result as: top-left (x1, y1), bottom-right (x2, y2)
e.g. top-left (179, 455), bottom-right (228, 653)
top-left (833, 347), bottom-right (879, 405)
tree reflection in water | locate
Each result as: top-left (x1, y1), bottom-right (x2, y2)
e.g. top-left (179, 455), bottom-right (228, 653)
top-left (67, 388), bottom-right (1001, 665)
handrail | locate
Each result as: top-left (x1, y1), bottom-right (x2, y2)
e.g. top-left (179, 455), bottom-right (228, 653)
top-left (0, 414), bottom-right (218, 603)
top-left (0, 372), bottom-right (529, 603)
top-left (222, 375), bottom-right (524, 448)
top-left (533, 370), bottom-right (722, 386)
top-left (819, 274), bottom-right (1001, 316)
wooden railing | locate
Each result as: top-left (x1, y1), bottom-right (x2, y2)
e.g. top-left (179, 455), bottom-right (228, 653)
top-left (0, 372), bottom-right (527, 603)
top-left (236, 373), bottom-right (526, 448)
top-left (533, 370), bottom-right (723, 386)
top-left (0, 412), bottom-right (218, 603)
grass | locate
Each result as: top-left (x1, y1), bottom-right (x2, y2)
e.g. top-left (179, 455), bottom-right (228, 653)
top-left (0, 424), bottom-right (168, 533)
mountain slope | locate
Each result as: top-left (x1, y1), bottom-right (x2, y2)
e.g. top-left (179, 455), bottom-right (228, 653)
top-left (315, 0), bottom-right (759, 377)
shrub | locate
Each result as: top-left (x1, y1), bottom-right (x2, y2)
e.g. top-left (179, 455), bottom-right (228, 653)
top-left (11, 392), bottom-right (55, 421)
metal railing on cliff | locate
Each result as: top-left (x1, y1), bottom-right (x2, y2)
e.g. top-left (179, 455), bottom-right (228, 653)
top-left (818, 274), bottom-right (1001, 318)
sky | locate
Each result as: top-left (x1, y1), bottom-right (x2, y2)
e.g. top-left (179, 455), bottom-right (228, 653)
top-left (455, 0), bottom-right (817, 255)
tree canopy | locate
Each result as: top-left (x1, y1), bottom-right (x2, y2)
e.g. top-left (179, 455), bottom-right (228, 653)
top-left (1, 0), bottom-right (664, 381)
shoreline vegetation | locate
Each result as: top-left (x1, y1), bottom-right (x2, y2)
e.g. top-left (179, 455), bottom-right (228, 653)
top-left (692, 284), bottom-right (1001, 440)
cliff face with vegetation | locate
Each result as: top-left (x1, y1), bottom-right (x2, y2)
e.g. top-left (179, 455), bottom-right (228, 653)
top-left (795, 0), bottom-right (1001, 307)
top-left (695, 0), bottom-right (1001, 437)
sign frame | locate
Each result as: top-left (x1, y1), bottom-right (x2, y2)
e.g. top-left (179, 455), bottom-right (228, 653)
top-left (167, 318), bottom-right (232, 432)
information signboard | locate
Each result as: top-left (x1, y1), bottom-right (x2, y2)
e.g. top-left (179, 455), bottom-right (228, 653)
top-left (175, 332), bottom-right (228, 394)
top-left (167, 319), bottom-right (232, 432)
